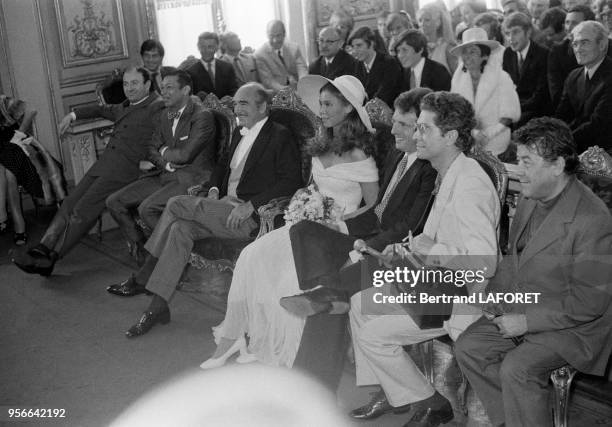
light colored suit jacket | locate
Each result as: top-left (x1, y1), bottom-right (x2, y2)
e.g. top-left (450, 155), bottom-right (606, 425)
top-left (220, 52), bottom-right (260, 86)
top-left (254, 41), bottom-right (308, 92)
top-left (490, 177), bottom-right (612, 375)
top-left (418, 152), bottom-right (501, 339)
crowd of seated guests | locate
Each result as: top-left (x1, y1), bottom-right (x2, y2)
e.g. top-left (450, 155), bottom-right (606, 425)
top-left (8, 3), bottom-right (612, 427)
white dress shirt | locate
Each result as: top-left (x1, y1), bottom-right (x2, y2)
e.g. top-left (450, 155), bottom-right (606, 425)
top-left (412, 57), bottom-right (426, 88)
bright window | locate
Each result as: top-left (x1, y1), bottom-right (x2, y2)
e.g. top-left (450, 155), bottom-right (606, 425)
top-left (155, 0), bottom-right (215, 67)
top-left (221, 0), bottom-right (277, 50)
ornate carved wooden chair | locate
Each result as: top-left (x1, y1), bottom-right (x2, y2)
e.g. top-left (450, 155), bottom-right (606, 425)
top-left (95, 68), bottom-right (126, 105)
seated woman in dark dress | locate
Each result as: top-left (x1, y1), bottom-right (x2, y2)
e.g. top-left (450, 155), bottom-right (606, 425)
top-left (0, 95), bottom-right (65, 244)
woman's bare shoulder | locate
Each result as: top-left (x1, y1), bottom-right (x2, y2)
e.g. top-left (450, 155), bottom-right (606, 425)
top-left (347, 148), bottom-right (368, 162)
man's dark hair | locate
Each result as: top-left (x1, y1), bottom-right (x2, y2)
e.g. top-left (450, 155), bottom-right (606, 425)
top-left (394, 88), bottom-right (433, 117)
top-left (568, 5), bottom-right (595, 21)
top-left (163, 68), bottom-right (193, 93)
top-left (512, 117), bottom-right (579, 174)
top-left (198, 31), bottom-right (219, 44)
top-left (348, 26), bottom-right (378, 49)
top-left (420, 91), bottom-right (476, 152)
top-left (125, 66), bottom-right (151, 85)
top-left (540, 7), bottom-right (566, 33)
top-left (140, 39), bottom-right (165, 57)
top-left (393, 29), bottom-right (429, 58)
top-left (502, 11), bottom-right (533, 33)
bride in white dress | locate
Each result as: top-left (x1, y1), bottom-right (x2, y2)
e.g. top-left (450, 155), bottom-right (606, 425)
top-left (200, 75), bottom-right (379, 369)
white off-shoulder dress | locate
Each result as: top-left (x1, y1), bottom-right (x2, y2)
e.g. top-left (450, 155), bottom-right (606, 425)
top-left (213, 156), bottom-right (378, 367)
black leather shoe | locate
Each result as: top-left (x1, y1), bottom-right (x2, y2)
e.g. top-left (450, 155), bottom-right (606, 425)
top-left (349, 389), bottom-right (412, 420)
top-left (402, 392), bottom-right (453, 427)
top-left (279, 286), bottom-right (349, 317)
top-left (12, 249), bottom-right (57, 277)
top-left (107, 276), bottom-right (151, 297)
top-left (125, 309), bottom-right (170, 338)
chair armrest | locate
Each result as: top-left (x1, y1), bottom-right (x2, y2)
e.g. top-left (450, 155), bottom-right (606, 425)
top-left (255, 196), bottom-right (290, 238)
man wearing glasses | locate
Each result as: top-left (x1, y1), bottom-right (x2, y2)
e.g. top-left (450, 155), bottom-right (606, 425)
top-left (309, 26), bottom-right (362, 81)
top-left (347, 92), bottom-right (500, 426)
top-left (555, 20), bottom-right (612, 153)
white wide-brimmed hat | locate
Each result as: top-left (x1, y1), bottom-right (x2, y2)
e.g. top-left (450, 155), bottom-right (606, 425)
top-left (450, 27), bottom-right (501, 57)
top-left (297, 75), bottom-right (374, 133)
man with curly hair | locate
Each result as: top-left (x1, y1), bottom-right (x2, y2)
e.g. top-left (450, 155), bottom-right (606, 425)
top-left (456, 117), bottom-right (612, 426)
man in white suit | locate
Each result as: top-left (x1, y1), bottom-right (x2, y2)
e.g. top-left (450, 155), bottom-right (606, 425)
top-left (255, 20), bottom-right (308, 92)
top-left (348, 92), bottom-right (500, 426)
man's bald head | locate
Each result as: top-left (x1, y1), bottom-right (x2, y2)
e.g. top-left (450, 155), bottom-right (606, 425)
top-left (267, 20), bottom-right (286, 50)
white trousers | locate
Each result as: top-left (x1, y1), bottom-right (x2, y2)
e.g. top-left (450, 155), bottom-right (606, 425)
top-left (349, 284), bottom-right (447, 407)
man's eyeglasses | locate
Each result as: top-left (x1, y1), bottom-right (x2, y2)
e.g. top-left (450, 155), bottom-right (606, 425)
top-left (415, 123), bottom-right (434, 135)
top-left (318, 39), bottom-right (341, 45)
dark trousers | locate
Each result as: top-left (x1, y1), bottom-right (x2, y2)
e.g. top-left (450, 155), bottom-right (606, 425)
top-left (40, 173), bottom-right (128, 257)
top-left (293, 260), bottom-right (364, 391)
top-left (105, 175), bottom-right (188, 245)
top-left (455, 316), bottom-right (566, 427)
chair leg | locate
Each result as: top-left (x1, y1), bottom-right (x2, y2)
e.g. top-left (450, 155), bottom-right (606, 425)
top-left (550, 365), bottom-right (577, 427)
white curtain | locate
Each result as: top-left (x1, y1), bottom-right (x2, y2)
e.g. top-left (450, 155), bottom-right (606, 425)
top-left (221, 0), bottom-right (277, 51)
top-left (155, 0), bottom-right (215, 67)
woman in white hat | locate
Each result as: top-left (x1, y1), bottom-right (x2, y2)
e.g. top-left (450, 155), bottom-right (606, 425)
top-left (200, 75), bottom-right (379, 369)
top-left (450, 27), bottom-right (520, 158)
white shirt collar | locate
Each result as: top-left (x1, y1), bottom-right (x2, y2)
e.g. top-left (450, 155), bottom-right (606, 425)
top-left (412, 57), bottom-right (426, 86)
top-left (130, 94), bottom-right (150, 106)
top-left (586, 57), bottom-right (606, 79)
top-left (200, 58), bottom-right (215, 67)
top-left (365, 52), bottom-right (377, 72)
top-left (175, 105), bottom-right (187, 118)
top-left (240, 116), bottom-right (268, 136)
top-left (325, 56), bottom-right (335, 65)
top-left (519, 41), bottom-right (530, 59)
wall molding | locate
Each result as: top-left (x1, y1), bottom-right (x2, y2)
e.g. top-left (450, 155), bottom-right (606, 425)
top-left (0, 0), bottom-right (17, 96)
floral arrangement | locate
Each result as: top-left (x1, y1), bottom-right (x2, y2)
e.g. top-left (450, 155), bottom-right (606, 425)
top-left (283, 184), bottom-right (344, 226)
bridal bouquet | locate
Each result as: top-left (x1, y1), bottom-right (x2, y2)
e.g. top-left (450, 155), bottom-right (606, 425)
top-left (284, 184), bottom-right (344, 226)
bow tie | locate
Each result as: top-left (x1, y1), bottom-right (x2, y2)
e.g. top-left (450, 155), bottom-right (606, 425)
top-left (168, 110), bottom-right (181, 120)
top-left (239, 127), bottom-right (250, 136)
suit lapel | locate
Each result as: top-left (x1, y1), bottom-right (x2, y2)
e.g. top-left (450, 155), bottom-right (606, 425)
top-left (240, 119), bottom-right (273, 180)
top-left (171, 100), bottom-right (194, 144)
top-left (378, 151), bottom-right (403, 201)
top-left (517, 179), bottom-right (579, 269)
top-left (384, 159), bottom-right (423, 212)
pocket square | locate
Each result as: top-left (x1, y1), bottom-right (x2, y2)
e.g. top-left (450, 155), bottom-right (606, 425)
top-left (179, 136), bottom-right (188, 141)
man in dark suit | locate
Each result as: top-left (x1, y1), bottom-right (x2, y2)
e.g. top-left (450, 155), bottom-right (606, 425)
top-left (107, 82), bottom-right (303, 338)
top-left (547, 5), bottom-right (595, 105)
top-left (555, 21), bottom-right (612, 153)
top-left (392, 29), bottom-right (451, 93)
top-left (13, 67), bottom-right (164, 276)
top-left (456, 117), bottom-right (612, 427)
top-left (348, 26), bottom-right (403, 107)
top-left (309, 27), bottom-right (362, 80)
top-left (281, 89), bottom-right (437, 391)
top-left (105, 69), bottom-right (216, 264)
top-left (186, 32), bottom-right (238, 98)
top-left (502, 12), bottom-right (551, 126)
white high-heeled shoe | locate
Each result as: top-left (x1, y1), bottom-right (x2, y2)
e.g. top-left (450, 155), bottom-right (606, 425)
top-left (200, 336), bottom-right (246, 370)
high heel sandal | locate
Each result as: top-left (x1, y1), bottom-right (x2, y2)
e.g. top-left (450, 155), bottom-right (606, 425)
top-left (200, 336), bottom-right (247, 370)
top-left (13, 232), bottom-right (27, 246)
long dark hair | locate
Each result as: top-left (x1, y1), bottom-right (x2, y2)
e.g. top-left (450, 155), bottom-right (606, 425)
top-left (307, 83), bottom-right (375, 157)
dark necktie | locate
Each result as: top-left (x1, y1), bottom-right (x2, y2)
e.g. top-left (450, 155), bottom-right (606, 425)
top-left (321, 59), bottom-right (329, 77)
top-left (205, 61), bottom-right (215, 88)
top-left (517, 53), bottom-right (524, 76)
top-left (277, 50), bottom-right (286, 68)
top-left (150, 72), bottom-right (160, 94)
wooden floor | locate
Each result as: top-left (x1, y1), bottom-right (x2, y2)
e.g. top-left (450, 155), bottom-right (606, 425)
top-left (0, 208), bottom-right (610, 426)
